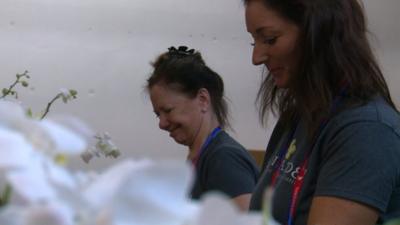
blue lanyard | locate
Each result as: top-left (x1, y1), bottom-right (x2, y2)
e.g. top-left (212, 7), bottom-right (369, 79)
top-left (191, 127), bottom-right (222, 167)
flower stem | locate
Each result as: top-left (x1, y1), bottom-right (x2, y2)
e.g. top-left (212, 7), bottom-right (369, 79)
top-left (0, 184), bottom-right (12, 207)
top-left (0, 71), bottom-right (29, 99)
top-left (40, 93), bottom-right (61, 120)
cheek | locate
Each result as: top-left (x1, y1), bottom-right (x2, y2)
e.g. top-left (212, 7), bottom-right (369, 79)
top-left (275, 46), bottom-right (300, 72)
top-left (286, 50), bottom-right (301, 75)
top-left (170, 110), bottom-right (195, 126)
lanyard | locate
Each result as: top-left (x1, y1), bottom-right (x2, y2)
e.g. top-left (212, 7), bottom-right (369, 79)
top-left (191, 127), bottom-right (222, 167)
top-left (271, 84), bottom-right (348, 225)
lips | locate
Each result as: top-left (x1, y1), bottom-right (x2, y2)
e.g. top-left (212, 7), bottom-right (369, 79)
top-left (168, 127), bottom-right (179, 138)
top-left (268, 66), bottom-right (284, 74)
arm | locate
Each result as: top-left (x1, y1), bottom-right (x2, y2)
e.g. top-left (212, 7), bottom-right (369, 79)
top-left (204, 144), bottom-right (259, 211)
top-left (308, 196), bottom-right (379, 225)
top-left (310, 120), bottom-right (400, 225)
top-left (233, 193), bottom-right (252, 211)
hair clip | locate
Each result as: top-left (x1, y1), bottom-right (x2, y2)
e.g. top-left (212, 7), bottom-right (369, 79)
top-left (168, 46), bottom-right (195, 56)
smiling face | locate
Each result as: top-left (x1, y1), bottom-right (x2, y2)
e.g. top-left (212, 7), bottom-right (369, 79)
top-left (149, 84), bottom-right (205, 147)
top-left (245, 0), bottom-right (301, 88)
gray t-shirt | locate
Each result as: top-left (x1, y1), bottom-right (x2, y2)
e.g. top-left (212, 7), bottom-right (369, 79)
top-left (250, 97), bottom-right (400, 224)
top-left (191, 130), bottom-right (259, 199)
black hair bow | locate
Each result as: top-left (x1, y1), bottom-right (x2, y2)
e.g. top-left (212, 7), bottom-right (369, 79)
top-left (168, 46), bottom-right (195, 56)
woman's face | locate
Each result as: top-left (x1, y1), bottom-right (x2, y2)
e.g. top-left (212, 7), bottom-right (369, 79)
top-left (245, 0), bottom-right (301, 88)
top-left (149, 84), bottom-right (205, 147)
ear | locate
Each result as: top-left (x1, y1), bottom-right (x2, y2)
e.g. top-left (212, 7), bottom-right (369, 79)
top-left (196, 88), bottom-right (211, 113)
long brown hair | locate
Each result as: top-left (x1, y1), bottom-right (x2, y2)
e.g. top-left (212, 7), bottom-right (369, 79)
top-left (245, 0), bottom-right (398, 134)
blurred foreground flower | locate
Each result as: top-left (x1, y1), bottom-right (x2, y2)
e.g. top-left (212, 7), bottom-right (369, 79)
top-left (81, 132), bottom-right (120, 163)
top-left (0, 100), bottom-right (264, 225)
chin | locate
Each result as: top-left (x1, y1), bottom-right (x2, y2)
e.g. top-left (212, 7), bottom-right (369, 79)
top-left (173, 138), bottom-right (187, 146)
top-left (272, 76), bottom-right (288, 88)
top-left (275, 81), bottom-right (289, 89)
top-left (272, 71), bottom-right (290, 88)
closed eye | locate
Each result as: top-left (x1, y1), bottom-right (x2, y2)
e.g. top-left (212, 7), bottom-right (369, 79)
top-left (250, 36), bottom-right (277, 47)
top-left (154, 107), bottom-right (173, 118)
top-left (164, 108), bottom-right (172, 114)
top-left (154, 111), bottom-right (160, 118)
top-left (264, 37), bottom-right (277, 45)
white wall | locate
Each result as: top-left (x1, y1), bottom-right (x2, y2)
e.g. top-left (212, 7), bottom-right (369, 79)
top-left (1, 0), bottom-right (399, 170)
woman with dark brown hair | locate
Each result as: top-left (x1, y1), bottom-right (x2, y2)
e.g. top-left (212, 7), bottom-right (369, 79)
top-left (244, 0), bottom-right (400, 224)
top-left (146, 46), bottom-right (259, 211)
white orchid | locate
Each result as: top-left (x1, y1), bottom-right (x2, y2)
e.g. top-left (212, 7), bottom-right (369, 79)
top-left (0, 100), bottom-right (86, 216)
top-left (81, 132), bottom-right (120, 164)
top-left (0, 100), bottom-right (86, 157)
top-left (0, 100), bottom-right (265, 225)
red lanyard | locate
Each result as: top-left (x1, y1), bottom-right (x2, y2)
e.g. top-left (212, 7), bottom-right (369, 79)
top-left (269, 121), bottom-right (316, 225)
top-left (288, 157), bottom-right (309, 225)
top-left (269, 121), bottom-right (301, 225)
top-left (270, 84), bottom-right (348, 225)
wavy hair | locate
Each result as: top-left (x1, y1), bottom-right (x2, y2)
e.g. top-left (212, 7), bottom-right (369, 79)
top-left (244, 0), bottom-right (397, 134)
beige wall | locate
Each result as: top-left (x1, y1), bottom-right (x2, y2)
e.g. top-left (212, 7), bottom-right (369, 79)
top-left (0, 0), bottom-right (398, 169)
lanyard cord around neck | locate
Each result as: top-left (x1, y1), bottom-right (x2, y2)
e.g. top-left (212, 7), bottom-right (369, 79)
top-left (191, 126), bottom-right (222, 168)
top-left (271, 84), bottom-right (348, 225)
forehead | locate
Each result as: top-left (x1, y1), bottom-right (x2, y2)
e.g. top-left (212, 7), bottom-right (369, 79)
top-left (149, 84), bottom-right (192, 107)
top-left (245, 1), bottom-right (293, 33)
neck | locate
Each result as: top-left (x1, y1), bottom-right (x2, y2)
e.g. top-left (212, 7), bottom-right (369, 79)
top-left (187, 116), bottom-right (220, 161)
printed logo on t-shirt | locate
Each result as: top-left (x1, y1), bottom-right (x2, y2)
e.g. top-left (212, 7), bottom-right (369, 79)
top-left (285, 139), bottom-right (296, 160)
top-left (267, 139), bottom-right (307, 184)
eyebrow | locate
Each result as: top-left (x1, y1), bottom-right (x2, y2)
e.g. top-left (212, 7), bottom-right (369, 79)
top-left (255, 26), bottom-right (278, 35)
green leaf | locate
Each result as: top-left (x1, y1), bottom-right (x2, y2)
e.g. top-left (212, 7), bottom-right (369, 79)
top-left (0, 184), bottom-right (12, 207)
top-left (21, 80), bottom-right (29, 87)
top-left (26, 108), bottom-right (33, 118)
top-left (2, 88), bottom-right (9, 95)
top-left (69, 89), bottom-right (78, 97)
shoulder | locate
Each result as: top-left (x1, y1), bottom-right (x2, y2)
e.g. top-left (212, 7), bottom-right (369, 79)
top-left (317, 96), bottom-right (400, 177)
top-left (203, 131), bottom-right (259, 172)
top-left (318, 96), bottom-right (400, 169)
top-left (328, 96), bottom-right (400, 137)
top-left (207, 131), bottom-right (250, 159)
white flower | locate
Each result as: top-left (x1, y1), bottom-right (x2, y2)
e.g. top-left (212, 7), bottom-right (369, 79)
top-left (0, 100), bottom-right (86, 209)
top-left (21, 202), bottom-right (75, 225)
top-left (59, 88), bottom-right (77, 104)
top-left (81, 132), bottom-right (120, 163)
top-left (0, 100), bottom-right (87, 156)
top-left (0, 127), bottom-right (33, 170)
top-left (190, 193), bottom-right (263, 225)
top-left (102, 160), bottom-right (198, 225)
top-left (0, 100), bottom-right (265, 225)
top-left (0, 202), bottom-right (74, 225)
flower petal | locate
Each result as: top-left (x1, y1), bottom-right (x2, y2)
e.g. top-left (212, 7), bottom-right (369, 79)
top-left (22, 202), bottom-right (74, 225)
top-left (40, 120), bottom-right (87, 154)
top-left (0, 126), bottom-right (33, 170)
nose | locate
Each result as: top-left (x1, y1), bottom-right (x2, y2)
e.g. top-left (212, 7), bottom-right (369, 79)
top-left (158, 114), bottom-right (170, 130)
top-left (252, 43), bottom-right (269, 66)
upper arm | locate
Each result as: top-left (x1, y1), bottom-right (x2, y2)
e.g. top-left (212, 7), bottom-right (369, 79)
top-left (233, 193), bottom-right (252, 211)
top-left (205, 147), bottom-right (258, 197)
top-left (308, 196), bottom-right (379, 225)
top-left (315, 121), bottom-right (400, 214)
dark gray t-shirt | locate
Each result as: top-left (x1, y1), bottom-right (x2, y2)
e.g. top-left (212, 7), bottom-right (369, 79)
top-left (191, 130), bottom-right (259, 199)
top-left (250, 97), bottom-right (400, 224)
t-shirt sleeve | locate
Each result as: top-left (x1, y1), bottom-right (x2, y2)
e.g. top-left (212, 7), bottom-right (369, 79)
top-left (315, 121), bottom-right (400, 212)
top-left (204, 147), bottom-right (258, 198)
